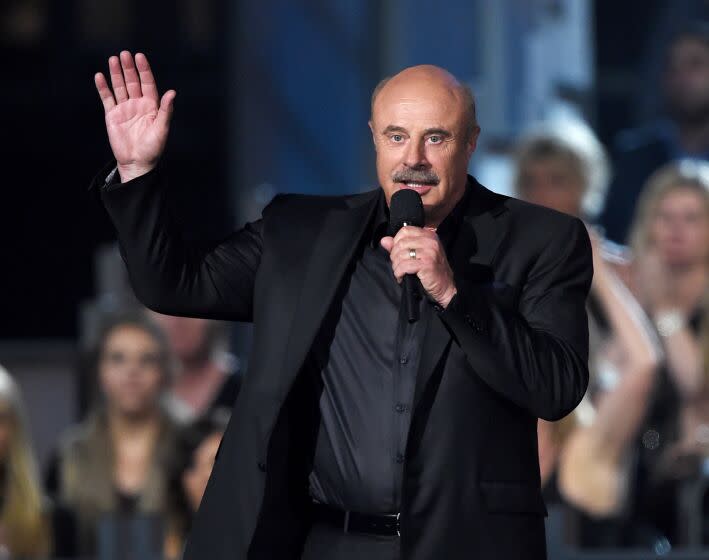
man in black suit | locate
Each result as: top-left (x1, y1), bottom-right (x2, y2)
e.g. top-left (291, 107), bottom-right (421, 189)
top-left (91, 52), bottom-right (593, 560)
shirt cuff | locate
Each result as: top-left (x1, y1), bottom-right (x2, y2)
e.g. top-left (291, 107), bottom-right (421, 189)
top-left (102, 164), bottom-right (160, 193)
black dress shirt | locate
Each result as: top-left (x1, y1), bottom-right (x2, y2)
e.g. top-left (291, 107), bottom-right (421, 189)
top-left (304, 184), bottom-right (471, 514)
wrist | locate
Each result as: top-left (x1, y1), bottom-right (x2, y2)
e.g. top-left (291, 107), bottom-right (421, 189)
top-left (439, 285), bottom-right (458, 309)
top-left (117, 162), bottom-right (156, 183)
top-left (653, 308), bottom-right (686, 338)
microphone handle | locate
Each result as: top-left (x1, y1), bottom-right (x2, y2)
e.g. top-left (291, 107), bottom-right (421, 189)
top-left (403, 274), bottom-right (420, 323)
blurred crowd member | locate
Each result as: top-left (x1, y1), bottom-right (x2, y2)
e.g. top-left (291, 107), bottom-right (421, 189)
top-left (600, 23), bottom-right (709, 244)
top-left (164, 407), bottom-right (231, 559)
top-left (0, 365), bottom-right (51, 558)
top-left (625, 161), bottom-right (709, 545)
top-left (513, 121), bottom-right (662, 544)
top-left (147, 311), bottom-right (241, 424)
top-left (46, 309), bottom-right (181, 557)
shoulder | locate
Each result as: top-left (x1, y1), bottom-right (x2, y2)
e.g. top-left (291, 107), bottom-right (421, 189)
top-left (480, 180), bottom-right (585, 244)
top-left (612, 120), bottom-right (669, 155)
top-left (262, 188), bottom-right (379, 218)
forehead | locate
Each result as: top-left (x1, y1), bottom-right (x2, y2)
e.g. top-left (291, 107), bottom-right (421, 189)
top-left (659, 186), bottom-right (708, 209)
top-left (105, 325), bottom-right (157, 348)
top-left (372, 82), bottom-right (466, 129)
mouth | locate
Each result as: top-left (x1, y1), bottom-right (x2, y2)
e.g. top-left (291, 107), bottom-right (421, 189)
top-left (396, 181), bottom-right (436, 195)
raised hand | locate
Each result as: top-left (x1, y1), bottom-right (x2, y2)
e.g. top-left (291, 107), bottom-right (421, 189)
top-left (94, 51), bottom-right (176, 182)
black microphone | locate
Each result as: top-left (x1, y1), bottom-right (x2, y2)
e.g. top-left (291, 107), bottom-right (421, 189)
top-left (389, 188), bottom-right (425, 322)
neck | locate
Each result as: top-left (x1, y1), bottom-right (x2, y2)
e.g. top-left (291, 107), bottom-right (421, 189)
top-left (107, 405), bottom-right (162, 438)
top-left (667, 260), bottom-right (708, 311)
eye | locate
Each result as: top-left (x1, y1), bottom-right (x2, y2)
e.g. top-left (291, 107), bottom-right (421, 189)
top-left (428, 135), bottom-right (442, 144)
top-left (391, 134), bottom-right (404, 143)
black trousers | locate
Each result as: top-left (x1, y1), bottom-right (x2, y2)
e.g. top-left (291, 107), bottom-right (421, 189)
top-left (300, 520), bottom-right (401, 560)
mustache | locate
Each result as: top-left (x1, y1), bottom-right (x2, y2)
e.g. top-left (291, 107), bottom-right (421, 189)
top-left (392, 169), bottom-right (440, 185)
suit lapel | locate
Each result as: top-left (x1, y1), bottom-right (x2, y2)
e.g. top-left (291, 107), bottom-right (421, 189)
top-left (411, 177), bottom-right (511, 414)
top-left (276, 188), bottom-right (381, 403)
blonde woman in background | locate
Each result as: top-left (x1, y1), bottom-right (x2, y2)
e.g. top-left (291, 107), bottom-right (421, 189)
top-left (513, 118), bottom-right (662, 545)
top-left (0, 364), bottom-right (51, 558)
top-left (625, 161), bottom-right (709, 545)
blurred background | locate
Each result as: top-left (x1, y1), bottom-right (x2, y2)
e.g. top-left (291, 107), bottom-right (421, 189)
top-left (1, 0), bottom-right (708, 558)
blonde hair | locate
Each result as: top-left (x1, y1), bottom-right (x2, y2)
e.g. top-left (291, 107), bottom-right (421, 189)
top-left (626, 159), bottom-right (709, 255)
top-left (0, 364), bottom-right (50, 557)
top-left (513, 118), bottom-right (611, 221)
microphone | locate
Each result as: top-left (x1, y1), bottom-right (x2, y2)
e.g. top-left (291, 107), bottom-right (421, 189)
top-left (389, 188), bottom-right (425, 322)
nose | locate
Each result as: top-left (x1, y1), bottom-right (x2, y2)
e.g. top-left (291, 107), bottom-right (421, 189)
top-left (403, 137), bottom-right (428, 169)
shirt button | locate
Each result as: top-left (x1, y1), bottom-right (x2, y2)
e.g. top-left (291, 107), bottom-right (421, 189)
top-left (399, 355), bottom-right (408, 364)
top-left (395, 452), bottom-right (405, 464)
top-left (395, 403), bottom-right (407, 413)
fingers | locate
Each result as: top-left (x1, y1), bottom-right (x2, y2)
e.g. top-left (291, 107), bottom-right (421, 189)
top-left (380, 236), bottom-right (394, 253)
top-left (101, 51), bottom-right (161, 107)
top-left (135, 52), bottom-right (159, 102)
top-left (94, 72), bottom-right (116, 112)
top-left (109, 55), bottom-right (128, 103)
top-left (392, 257), bottom-right (424, 283)
top-left (392, 225), bottom-right (438, 245)
top-left (156, 89), bottom-right (177, 130)
top-left (119, 50), bottom-right (142, 99)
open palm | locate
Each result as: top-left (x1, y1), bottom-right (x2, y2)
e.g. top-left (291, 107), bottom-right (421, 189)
top-left (95, 51), bottom-right (176, 181)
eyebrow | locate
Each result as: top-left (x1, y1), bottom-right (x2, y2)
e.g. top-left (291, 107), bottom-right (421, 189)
top-left (381, 125), bottom-right (452, 137)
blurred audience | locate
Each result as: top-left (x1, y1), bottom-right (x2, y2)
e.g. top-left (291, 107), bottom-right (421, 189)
top-left (625, 160), bottom-right (709, 545)
top-left (513, 119), bottom-right (662, 545)
top-left (600, 23), bottom-right (709, 244)
top-left (0, 364), bottom-right (51, 558)
top-left (164, 406), bottom-right (231, 559)
top-left (45, 309), bottom-right (181, 557)
top-left (147, 312), bottom-right (241, 424)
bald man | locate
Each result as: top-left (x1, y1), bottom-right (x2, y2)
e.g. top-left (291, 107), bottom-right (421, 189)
top-left (90, 54), bottom-right (593, 560)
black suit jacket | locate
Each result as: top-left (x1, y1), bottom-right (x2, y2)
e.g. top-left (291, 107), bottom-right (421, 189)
top-left (90, 161), bottom-right (593, 560)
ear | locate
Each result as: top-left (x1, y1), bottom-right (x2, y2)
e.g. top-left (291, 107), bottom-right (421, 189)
top-left (466, 125), bottom-right (481, 157)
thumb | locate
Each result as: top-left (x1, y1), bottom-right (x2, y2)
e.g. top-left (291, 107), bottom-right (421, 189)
top-left (156, 89), bottom-right (176, 129)
top-left (380, 236), bottom-right (394, 253)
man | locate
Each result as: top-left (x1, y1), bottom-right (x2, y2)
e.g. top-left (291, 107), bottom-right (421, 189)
top-left (600, 24), bottom-right (709, 244)
top-left (90, 52), bottom-right (593, 560)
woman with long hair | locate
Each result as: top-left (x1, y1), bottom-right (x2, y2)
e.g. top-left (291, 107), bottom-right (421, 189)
top-left (0, 364), bottom-right (51, 557)
top-left (47, 308), bottom-right (181, 557)
top-left (626, 160), bottom-right (709, 545)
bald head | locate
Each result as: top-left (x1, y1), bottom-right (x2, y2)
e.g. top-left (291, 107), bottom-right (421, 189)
top-left (368, 64), bottom-right (480, 228)
top-left (370, 65), bottom-right (478, 140)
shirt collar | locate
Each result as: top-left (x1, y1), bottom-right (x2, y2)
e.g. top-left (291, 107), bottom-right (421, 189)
top-left (369, 177), bottom-right (473, 250)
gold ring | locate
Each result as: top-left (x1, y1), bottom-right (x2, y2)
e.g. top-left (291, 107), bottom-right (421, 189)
top-left (409, 248), bottom-right (416, 259)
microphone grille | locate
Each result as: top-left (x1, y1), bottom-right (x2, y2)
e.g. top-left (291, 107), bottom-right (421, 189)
top-left (389, 188), bottom-right (424, 234)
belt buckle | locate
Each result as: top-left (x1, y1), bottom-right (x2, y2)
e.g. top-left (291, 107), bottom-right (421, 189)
top-left (396, 512), bottom-right (401, 537)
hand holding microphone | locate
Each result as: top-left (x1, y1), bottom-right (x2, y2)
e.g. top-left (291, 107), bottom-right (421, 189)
top-left (380, 189), bottom-right (458, 320)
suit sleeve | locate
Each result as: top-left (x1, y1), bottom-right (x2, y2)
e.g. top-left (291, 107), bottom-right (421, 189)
top-left (439, 216), bottom-right (593, 421)
top-left (96, 162), bottom-right (265, 321)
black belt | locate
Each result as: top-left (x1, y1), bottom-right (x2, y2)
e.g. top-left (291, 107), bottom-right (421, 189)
top-left (311, 500), bottom-right (401, 537)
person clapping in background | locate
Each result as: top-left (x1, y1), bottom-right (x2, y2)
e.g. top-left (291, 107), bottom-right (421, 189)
top-left (513, 120), bottom-right (662, 546)
top-left (625, 160), bottom-right (709, 545)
